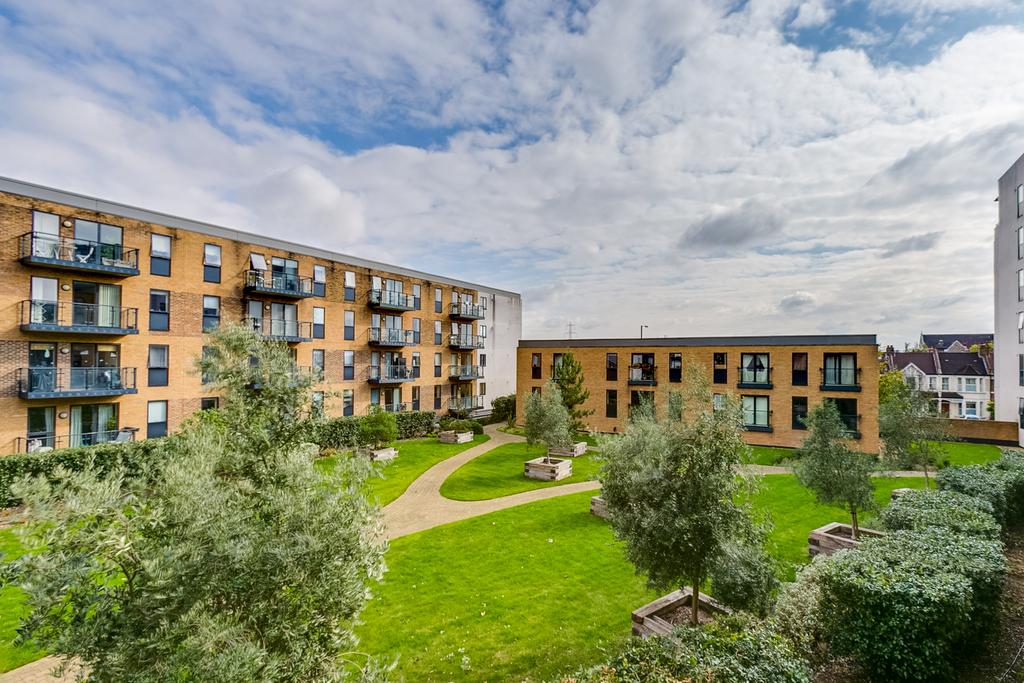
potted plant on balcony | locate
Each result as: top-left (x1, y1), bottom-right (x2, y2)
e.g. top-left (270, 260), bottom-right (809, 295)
top-left (796, 401), bottom-right (881, 555)
top-left (357, 407), bottom-right (399, 461)
top-left (523, 381), bottom-right (573, 481)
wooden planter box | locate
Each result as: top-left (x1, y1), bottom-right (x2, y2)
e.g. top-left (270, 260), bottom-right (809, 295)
top-left (549, 442), bottom-right (588, 458)
top-left (438, 430), bottom-right (473, 444)
top-left (357, 446), bottom-right (398, 462)
top-left (632, 588), bottom-right (731, 637)
top-left (890, 487), bottom-right (914, 500)
top-left (808, 522), bottom-right (884, 557)
top-left (590, 495), bottom-right (609, 519)
top-left (524, 456), bottom-right (572, 481)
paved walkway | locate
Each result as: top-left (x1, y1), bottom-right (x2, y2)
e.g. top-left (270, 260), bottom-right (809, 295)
top-left (0, 659), bottom-right (78, 683)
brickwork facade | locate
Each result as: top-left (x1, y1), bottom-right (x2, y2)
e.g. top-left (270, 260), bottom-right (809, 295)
top-left (0, 182), bottom-right (521, 455)
top-left (516, 337), bottom-right (881, 453)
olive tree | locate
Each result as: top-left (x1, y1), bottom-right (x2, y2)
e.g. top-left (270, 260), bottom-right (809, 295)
top-left (794, 400), bottom-right (876, 539)
top-left (599, 370), bottom-right (756, 625)
top-left (523, 380), bottom-right (572, 460)
top-left (879, 378), bottom-right (949, 487)
top-left (1, 324), bottom-right (388, 681)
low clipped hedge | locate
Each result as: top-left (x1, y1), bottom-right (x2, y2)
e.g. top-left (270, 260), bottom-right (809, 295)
top-left (0, 438), bottom-right (165, 508)
top-left (302, 411), bottom-right (439, 450)
top-left (395, 411), bottom-right (435, 439)
top-left (438, 417), bottom-right (484, 435)
top-left (563, 614), bottom-right (810, 683)
top-left (936, 451), bottom-right (1024, 526)
top-left (880, 489), bottom-right (1000, 540)
top-left (817, 528), bottom-right (1005, 682)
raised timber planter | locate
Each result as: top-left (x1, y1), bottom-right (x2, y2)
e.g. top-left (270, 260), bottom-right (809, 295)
top-left (438, 430), bottom-right (473, 444)
top-left (590, 495), bottom-right (609, 519)
top-left (358, 446), bottom-right (398, 462)
top-left (524, 456), bottom-right (572, 481)
top-left (891, 487), bottom-right (914, 500)
top-left (808, 522), bottom-right (884, 557)
top-left (548, 442), bottom-right (588, 458)
top-left (632, 588), bottom-right (731, 637)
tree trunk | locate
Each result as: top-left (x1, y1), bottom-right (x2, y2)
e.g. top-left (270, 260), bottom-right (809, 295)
top-left (850, 505), bottom-right (859, 540)
top-left (690, 583), bottom-right (700, 626)
top-left (922, 463), bottom-right (930, 489)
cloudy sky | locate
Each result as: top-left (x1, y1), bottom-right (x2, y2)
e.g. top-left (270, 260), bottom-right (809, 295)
top-left (1, 0), bottom-right (1023, 346)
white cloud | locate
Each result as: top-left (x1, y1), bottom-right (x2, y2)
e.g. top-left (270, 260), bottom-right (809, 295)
top-left (790, 0), bottom-right (834, 29)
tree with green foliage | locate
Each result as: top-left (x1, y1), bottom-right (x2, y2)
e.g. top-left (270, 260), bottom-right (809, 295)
top-left (359, 407), bottom-right (399, 450)
top-left (878, 378), bottom-right (949, 487)
top-left (1, 324), bottom-right (388, 681)
top-left (523, 381), bottom-right (572, 461)
top-left (490, 394), bottom-right (517, 427)
top-left (877, 369), bottom-right (907, 406)
top-left (554, 352), bottom-right (592, 433)
top-left (794, 401), bottom-right (876, 539)
top-left (667, 390), bottom-right (684, 422)
top-left (599, 370), bottom-right (757, 626)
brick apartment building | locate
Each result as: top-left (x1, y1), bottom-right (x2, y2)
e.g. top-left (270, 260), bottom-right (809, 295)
top-left (0, 177), bottom-right (521, 454)
top-left (516, 335), bottom-right (880, 452)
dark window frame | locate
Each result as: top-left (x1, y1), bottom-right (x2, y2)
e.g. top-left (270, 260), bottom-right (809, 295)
top-left (148, 344), bottom-right (169, 387)
top-left (149, 289), bottom-right (170, 331)
top-left (203, 243), bottom-right (221, 283)
top-left (713, 352), bottom-right (727, 384)
top-left (792, 396), bottom-right (808, 430)
top-left (791, 352), bottom-right (808, 386)
top-left (668, 352), bottom-right (682, 383)
top-left (202, 295), bottom-right (220, 332)
top-left (147, 400), bottom-right (168, 439)
top-left (150, 234), bottom-right (171, 277)
top-left (606, 389), bottom-right (617, 418)
top-left (606, 353), bottom-right (618, 381)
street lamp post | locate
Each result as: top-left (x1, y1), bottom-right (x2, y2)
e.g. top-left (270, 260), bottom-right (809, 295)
top-left (640, 324), bottom-right (648, 339)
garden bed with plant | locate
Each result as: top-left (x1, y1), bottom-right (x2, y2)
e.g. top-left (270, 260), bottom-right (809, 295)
top-left (439, 442), bottom-right (602, 500)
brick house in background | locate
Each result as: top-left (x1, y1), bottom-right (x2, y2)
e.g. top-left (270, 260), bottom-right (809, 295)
top-left (883, 346), bottom-right (994, 420)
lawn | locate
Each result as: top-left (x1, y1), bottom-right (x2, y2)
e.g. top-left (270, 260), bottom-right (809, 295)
top-left (439, 442), bottom-right (602, 501)
top-left (316, 434), bottom-right (489, 506)
top-left (937, 441), bottom-right (1002, 467)
top-left (747, 445), bottom-right (795, 466)
top-left (0, 526), bottom-right (41, 673)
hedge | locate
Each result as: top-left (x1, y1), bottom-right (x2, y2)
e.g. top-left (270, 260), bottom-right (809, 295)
top-left (395, 411), bottom-right (436, 439)
top-left (880, 488), bottom-right (1000, 540)
top-left (300, 411), bottom-right (438, 450)
top-left (817, 528), bottom-right (1005, 682)
top-left (936, 452), bottom-right (1024, 526)
top-left (0, 438), bottom-right (165, 508)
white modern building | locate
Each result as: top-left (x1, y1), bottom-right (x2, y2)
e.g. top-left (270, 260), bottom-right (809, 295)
top-left (994, 151), bottom-right (1024, 444)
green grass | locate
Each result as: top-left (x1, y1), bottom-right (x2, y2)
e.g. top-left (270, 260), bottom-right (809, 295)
top-left (747, 445), bottom-right (796, 466)
top-left (0, 526), bottom-right (41, 673)
top-left (316, 435), bottom-right (489, 506)
top-left (439, 442), bottom-right (602, 501)
top-left (937, 441), bottom-right (1002, 467)
top-left (357, 491), bottom-right (657, 682)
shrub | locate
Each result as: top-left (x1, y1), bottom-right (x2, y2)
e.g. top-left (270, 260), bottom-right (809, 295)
top-left (710, 542), bottom-right (780, 617)
top-left (564, 614), bottom-right (810, 683)
top-left (394, 411), bottom-right (435, 439)
top-left (307, 416), bottom-right (361, 450)
top-left (442, 418), bottom-right (482, 435)
top-left (0, 438), bottom-right (164, 508)
top-left (772, 556), bottom-right (830, 665)
top-left (817, 528), bottom-right (1005, 682)
top-left (358, 409), bottom-right (398, 449)
top-left (491, 394), bottom-right (516, 425)
top-left (881, 489), bottom-right (1000, 539)
top-left (936, 463), bottom-right (1024, 527)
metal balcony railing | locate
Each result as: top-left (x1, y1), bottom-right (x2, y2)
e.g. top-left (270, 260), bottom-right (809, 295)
top-left (244, 269), bottom-right (314, 298)
top-left (369, 289), bottom-right (416, 311)
top-left (369, 402), bottom-right (407, 414)
top-left (448, 395), bottom-right (485, 412)
top-left (17, 367), bottom-right (137, 398)
top-left (820, 366), bottom-right (861, 391)
top-left (367, 365), bottom-right (414, 383)
top-left (448, 333), bottom-right (485, 349)
top-left (20, 300), bottom-right (139, 333)
top-left (737, 366), bottom-right (773, 388)
top-left (743, 409), bottom-right (773, 432)
top-left (627, 365), bottom-right (657, 385)
top-left (449, 364), bottom-right (484, 380)
top-left (369, 328), bottom-right (415, 346)
top-left (245, 317), bottom-right (313, 342)
top-left (449, 301), bottom-right (485, 319)
top-left (19, 232), bottom-right (139, 275)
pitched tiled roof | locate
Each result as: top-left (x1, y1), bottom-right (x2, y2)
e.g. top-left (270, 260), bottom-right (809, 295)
top-left (888, 352), bottom-right (937, 375)
top-left (887, 350), bottom-right (991, 377)
top-left (920, 334), bottom-right (993, 351)
top-left (936, 352), bottom-right (991, 377)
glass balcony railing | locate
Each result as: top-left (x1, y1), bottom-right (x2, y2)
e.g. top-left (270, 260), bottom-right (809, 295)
top-left (448, 333), bottom-right (485, 349)
top-left (367, 365), bottom-right (414, 383)
top-left (19, 232), bottom-right (139, 275)
top-left (20, 300), bottom-right (139, 334)
top-left (245, 317), bottom-right (313, 342)
top-left (449, 364), bottom-right (484, 380)
top-left (17, 367), bottom-right (137, 398)
top-left (369, 328), bottom-right (415, 346)
top-left (369, 289), bottom-right (416, 311)
top-left (244, 269), bottom-right (314, 298)
top-left (449, 301), bottom-right (485, 319)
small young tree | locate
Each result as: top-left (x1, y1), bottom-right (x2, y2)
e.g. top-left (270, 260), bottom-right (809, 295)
top-left (795, 401), bottom-right (876, 539)
top-left (523, 381), bottom-right (572, 461)
top-left (599, 370), bottom-right (755, 625)
top-left (359, 407), bottom-right (399, 450)
top-left (879, 379), bottom-right (950, 487)
top-left (554, 352), bottom-right (592, 433)
top-left (2, 324), bottom-right (387, 681)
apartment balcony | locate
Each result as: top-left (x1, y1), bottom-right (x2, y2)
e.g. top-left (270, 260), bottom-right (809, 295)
top-left (16, 428), bottom-right (137, 453)
top-left (367, 365), bottom-right (414, 384)
top-left (17, 367), bottom-right (137, 400)
top-left (627, 365), bottom-right (657, 386)
top-left (20, 300), bottom-right (139, 335)
top-left (448, 333), bottom-right (485, 350)
top-left (737, 367), bottom-right (773, 390)
top-left (448, 395), bottom-right (485, 413)
top-left (244, 269), bottom-right (314, 298)
top-left (245, 317), bottom-right (313, 343)
top-left (19, 233), bottom-right (140, 276)
top-left (369, 288), bottom-right (416, 311)
top-left (449, 301), bottom-right (485, 320)
top-left (370, 402), bottom-right (408, 414)
top-left (820, 367), bottom-right (862, 393)
top-left (449, 364), bottom-right (484, 381)
top-left (369, 328), bottom-right (416, 347)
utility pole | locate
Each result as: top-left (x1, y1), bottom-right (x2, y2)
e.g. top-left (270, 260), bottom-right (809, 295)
top-left (566, 322), bottom-right (576, 339)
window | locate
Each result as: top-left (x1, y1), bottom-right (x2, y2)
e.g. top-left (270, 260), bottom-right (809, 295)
top-left (480, 353), bottom-right (487, 367)
top-left (629, 390), bottom-right (654, 419)
top-left (532, 386), bottom-right (541, 395)
top-left (149, 290), bottom-right (169, 331)
top-left (70, 404), bottom-right (118, 447)
top-left (26, 406), bottom-right (56, 450)
top-left (792, 396), bottom-right (808, 430)
top-left (605, 353), bottom-right (617, 381)
top-left (28, 276), bottom-right (58, 324)
top-left (148, 345), bottom-right (169, 386)
top-left (200, 397), bottom-right (219, 411)
top-left (712, 393), bottom-right (724, 411)
top-left (552, 353), bottom-right (563, 378)
top-left (201, 346), bottom-right (214, 384)
top-left (713, 353), bottom-right (728, 384)
top-left (606, 389), bottom-right (617, 418)
top-left (413, 318), bottom-right (421, 343)
top-left (147, 400), bottom-right (168, 438)
top-left (150, 234), bottom-right (171, 276)
top-left (343, 350), bottom-right (355, 381)
top-left (343, 389), bottom-right (354, 417)
top-left (344, 271), bottom-right (356, 301)
top-left (1019, 354), bottom-right (1024, 387)
top-left (434, 385), bottom-right (443, 410)
top-left (311, 391), bottom-right (324, 416)
top-left (340, 310), bottom-right (354, 340)
top-left (532, 353), bottom-right (542, 379)
top-left (203, 244), bottom-right (221, 283)
top-left (479, 324), bottom-right (487, 339)
top-left (312, 307), bottom-right (325, 339)
top-left (1018, 183), bottom-right (1024, 218)
top-left (791, 353), bottom-right (808, 386)
top-left (822, 353), bottom-right (857, 387)
top-left (32, 210), bottom-right (60, 236)
top-left (964, 377), bottom-right (977, 392)
top-left (412, 284), bottom-right (421, 309)
top-left (1019, 312), bottom-right (1024, 343)
top-left (202, 295), bottom-right (220, 331)
top-left (941, 376), bottom-right (950, 391)
top-left (70, 219), bottom-right (123, 266)
top-left (313, 265), bottom-right (327, 297)
top-left (831, 398), bottom-right (859, 434)
top-left (249, 253), bottom-right (268, 271)
top-left (434, 352), bottom-right (442, 377)
top-left (964, 401), bottom-right (978, 418)
top-left (742, 395), bottom-right (770, 429)
top-left (1019, 269), bottom-right (1024, 302)
top-left (480, 382), bottom-right (486, 396)
top-left (739, 353), bottom-right (770, 385)
top-left (434, 320), bottom-right (442, 344)
top-left (434, 287), bottom-right (442, 313)
top-left (669, 353), bottom-right (682, 383)
top-left (1019, 397), bottom-right (1024, 429)
top-left (1019, 227), bottom-right (1024, 260)
top-left (312, 349), bottom-right (325, 381)
top-left (410, 386), bottom-right (420, 411)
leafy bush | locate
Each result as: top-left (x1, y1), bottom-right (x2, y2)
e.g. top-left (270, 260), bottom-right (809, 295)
top-left (358, 409), bottom-right (398, 449)
top-left (564, 614), bottom-right (810, 683)
top-left (306, 416), bottom-right (362, 450)
top-left (491, 394), bottom-right (516, 425)
top-left (817, 528), bottom-right (1005, 682)
top-left (881, 489), bottom-right (1000, 539)
top-left (937, 462), bottom-right (1024, 527)
top-left (439, 418), bottom-right (483, 435)
top-left (0, 438), bottom-right (164, 508)
top-left (710, 542), bottom-right (780, 617)
top-left (772, 556), bottom-right (830, 664)
top-left (395, 411), bottom-right (435, 439)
